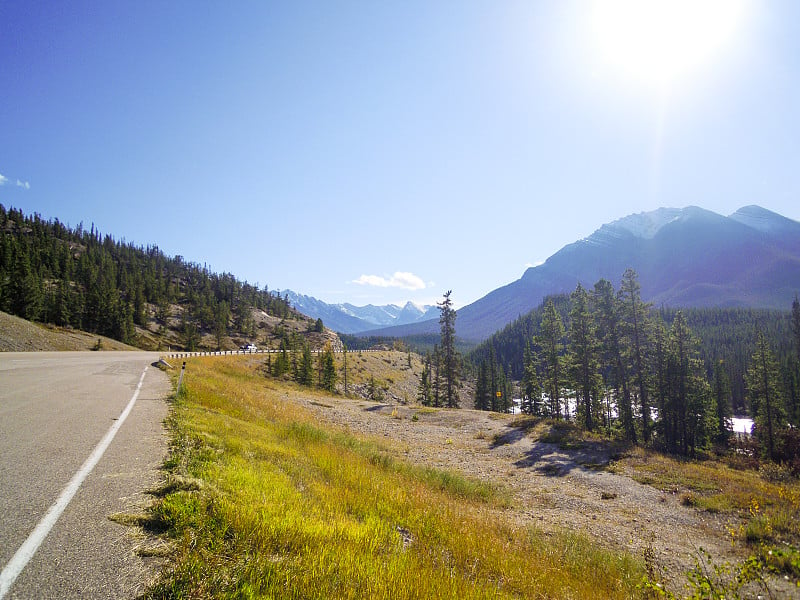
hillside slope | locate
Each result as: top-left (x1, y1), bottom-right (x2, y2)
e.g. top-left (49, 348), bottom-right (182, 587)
top-left (0, 310), bottom-right (136, 351)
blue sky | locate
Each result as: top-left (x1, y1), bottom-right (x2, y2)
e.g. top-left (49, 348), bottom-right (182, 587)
top-left (2, 1), bottom-right (799, 309)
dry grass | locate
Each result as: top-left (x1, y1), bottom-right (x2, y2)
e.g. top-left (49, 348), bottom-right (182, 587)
top-left (617, 445), bottom-right (800, 579)
top-left (143, 356), bottom-right (645, 599)
top-left (0, 310), bottom-right (136, 351)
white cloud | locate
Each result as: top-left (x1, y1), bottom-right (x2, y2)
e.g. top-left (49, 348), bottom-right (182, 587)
top-left (352, 271), bottom-right (426, 290)
top-left (0, 173), bottom-right (30, 189)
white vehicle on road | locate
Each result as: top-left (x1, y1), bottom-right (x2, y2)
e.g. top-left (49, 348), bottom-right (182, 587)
top-left (240, 343), bottom-right (257, 352)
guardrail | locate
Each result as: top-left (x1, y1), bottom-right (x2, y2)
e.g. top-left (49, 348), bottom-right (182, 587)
top-left (165, 349), bottom-right (380, 359)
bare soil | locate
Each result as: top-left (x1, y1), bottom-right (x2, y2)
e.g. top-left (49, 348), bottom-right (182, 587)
top-left (297, 393), bottom-right (752, 591)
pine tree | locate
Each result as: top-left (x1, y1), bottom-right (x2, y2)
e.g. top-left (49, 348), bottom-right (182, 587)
top-left (712, 360), bottom-right (733, 446)
top-left (620, 269), bottom-right (652, 442)
top-left (474, 360), bottom-right (491, 411)
top-left (488, 346), bottom-right (499, 412)
top-left (745, 333), bottom-right (786, 460)
top-left (273, 340), bottom-right (290, 377)
top-left (665, 312), bottom-right (713, 456)
top-left (321, 345), bottom-right (337, 392)
top-left (438, 291), bottom-right (460, 408)
top-left (539, 299), bottom-right (565, 419)
top-left (568, 284), bottom-right (601, 430)
top-left (521, 342), bottom-right (540, 415)
top-left (342, 344), bottom-right (349, 396)
top-left (431, 345), bottom-right (441, 408)
top-left (418, 351), bottom-right (432, 405)
top-left (213, 301), bottom-right (230, 350)
top-left (593, 279), bottom-right (636, 442)
top-left (10, 247), bottom-right (43, 321)
top-left (296, 344), bottom-right (314, 386)
top-left (181, 318), bottom-right (200, 351)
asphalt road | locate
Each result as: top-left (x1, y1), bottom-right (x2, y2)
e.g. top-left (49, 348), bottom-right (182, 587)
top-left (0, 351), bottom-right (171, 599)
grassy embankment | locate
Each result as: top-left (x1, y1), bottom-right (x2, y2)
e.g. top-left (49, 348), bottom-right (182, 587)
top-left (616, 446), bottom-right (800, 578)
top-left (143, 356), bottom-right (643, 599)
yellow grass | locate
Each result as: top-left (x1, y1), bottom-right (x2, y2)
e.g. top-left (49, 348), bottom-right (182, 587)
top-left (619, 446), bottom-right (800, 559)
top-left (144, 356), bottom-right (644, 599)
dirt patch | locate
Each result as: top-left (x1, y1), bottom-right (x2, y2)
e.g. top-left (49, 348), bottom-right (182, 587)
top-left (298, 394), bottom-right (744, 589)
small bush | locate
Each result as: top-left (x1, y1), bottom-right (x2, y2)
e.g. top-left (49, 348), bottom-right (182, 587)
top-left (759, 461), bottom-right (793, 483)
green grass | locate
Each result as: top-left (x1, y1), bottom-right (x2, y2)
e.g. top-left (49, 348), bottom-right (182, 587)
top-left (619, 446), bottom-right (800, 565)
top-left (143, 356), bottom-right (644, 599)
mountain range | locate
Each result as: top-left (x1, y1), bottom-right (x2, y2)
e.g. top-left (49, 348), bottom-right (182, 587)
top-left (356, 205), bottom-right (800, 342)
top-left (280, 290), bottom-right (437, 334)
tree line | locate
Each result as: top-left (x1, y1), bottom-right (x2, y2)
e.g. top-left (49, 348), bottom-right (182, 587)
top-left (471, 268), bottom-right (800, 462)
top-left (0, 205), bottom-right (292, 347)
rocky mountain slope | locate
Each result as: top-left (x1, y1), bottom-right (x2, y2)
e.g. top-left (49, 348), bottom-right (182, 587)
top-left (362, 205), bottom-right (800, 341)
top-left (282, 289), bottom-right (437, 333)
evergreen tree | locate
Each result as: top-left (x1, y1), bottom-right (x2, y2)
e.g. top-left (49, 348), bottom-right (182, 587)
top-left (712, 360), bottom-right (733, 446)
top-left (52, 278), bottom-right (72, 326)
top-left (181, 318), bottom-right (200, 351)
top-left (213, 301), bottom-right (230, 350)
top-left (474, 360), bottom-right (491, 411)
top-left (664, 312), bottom-right (713, 456)
top-left (296, 344), bottom-right (314, 386)
top-left (342, 344), bottom-right (349, 396)
top-left (273, 340), bottom-right (290, 377)
top-left (620, 269), bottom-right (652, 442)
top-left (745, 333), bottom-right (786, 460)
top-left (539, 299), bottom-right (565, 419)
top-left (488, 345), bottom-right (499, 411)
top-left (133, 282), bottom-right (147, 326)
top-left (521, 342), bottom-right (541, 415)
top-left (438, 290), bottom-right (460, 408)
top-left (418, 351), bottom-right (432, 405)
top-left (568, 284), bottom-right (601, 431)
top-left (593, 279), bottom-right (636, 441)
top-left (431, 345), bottom-right (441, 408)
top-left (321, 346), bottom-right (337, 392)
top-left (9, 248), bottom-right (42, 321)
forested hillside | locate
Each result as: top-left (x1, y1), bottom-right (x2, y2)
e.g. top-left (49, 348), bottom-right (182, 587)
top-left (472, 299), bottom-right (795, 413)
top-left (469, 269), bottom-right (800, 461)
top-left (0, 205), bottom-right (303, 350)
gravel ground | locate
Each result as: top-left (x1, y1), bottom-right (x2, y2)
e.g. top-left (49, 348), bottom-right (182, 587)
top-left (298, 394), bottom-right (757, 591)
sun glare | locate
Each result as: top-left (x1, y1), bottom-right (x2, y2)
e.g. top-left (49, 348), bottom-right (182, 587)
top-left (590, 0), bottom-right (748, 89)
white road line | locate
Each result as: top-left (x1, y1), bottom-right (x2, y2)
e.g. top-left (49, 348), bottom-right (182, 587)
top-left (0, 366), bottom-right (149, 599)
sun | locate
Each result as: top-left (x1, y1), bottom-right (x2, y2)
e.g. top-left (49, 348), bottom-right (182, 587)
top-left (589, 0), bottom-right (749, 89)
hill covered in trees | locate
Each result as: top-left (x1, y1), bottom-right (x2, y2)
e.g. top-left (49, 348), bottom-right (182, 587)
top-left (0, 205), bottom-right (331, 351)
top-left (469, 269), bottom-right (800, 461)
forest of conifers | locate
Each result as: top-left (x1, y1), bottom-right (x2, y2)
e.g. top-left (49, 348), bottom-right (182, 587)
top-left (4, 204), bottom-right (800, 463)
top-left (0, 205), bottom-right (292, 347)
top-left (470, 269), bottom-right (800, 461)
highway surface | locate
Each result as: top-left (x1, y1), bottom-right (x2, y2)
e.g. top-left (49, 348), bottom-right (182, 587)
top-left (0, 352), bottom-right (170, 599)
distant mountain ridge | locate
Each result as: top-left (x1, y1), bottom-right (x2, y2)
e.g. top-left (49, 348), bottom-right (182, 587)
top-left (361, 205), bottom-right (800, 342)
top-left (281, 290), bottom-right (437, 334)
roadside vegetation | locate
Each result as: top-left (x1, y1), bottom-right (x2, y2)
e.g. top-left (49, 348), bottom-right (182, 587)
top-left (143, 356), bottom-right (643, 599)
